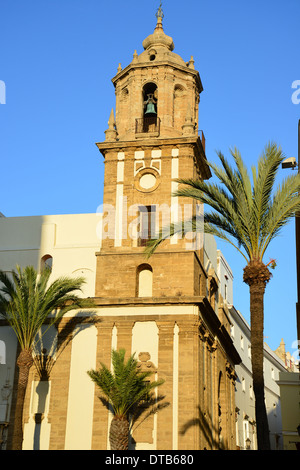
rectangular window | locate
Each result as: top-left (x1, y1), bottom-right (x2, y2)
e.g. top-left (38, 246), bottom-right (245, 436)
top-left (138, 205), bottom-right (156, 247)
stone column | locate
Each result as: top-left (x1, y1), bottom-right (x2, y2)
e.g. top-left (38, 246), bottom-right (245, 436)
top-left (226, 361), bottom-right (237, 450)
top-left (115, 320), bottom-right (134, 357)
top-left (177, 319), bottom-right (200, 450)
top-left (91, 321), bottom-right (114, 450)
top-left (156, 321), bottom-right (174, 450)
top-left (209, 339), bottom-right (219, 450)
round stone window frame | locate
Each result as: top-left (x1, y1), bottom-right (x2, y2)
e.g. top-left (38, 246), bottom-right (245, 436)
top-left (134, 167), bottom-right (160, 193)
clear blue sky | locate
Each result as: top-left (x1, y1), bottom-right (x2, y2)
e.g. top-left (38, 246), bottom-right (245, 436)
top-left (0, 0), bottom-right (299, 357)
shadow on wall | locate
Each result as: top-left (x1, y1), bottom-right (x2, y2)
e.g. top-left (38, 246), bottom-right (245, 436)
top-left (31, 313), bottom-right (99, 450)
top-left (180, 406), bottom-right (222, 450)
top-left (0, 216), bottom-right (45, 273)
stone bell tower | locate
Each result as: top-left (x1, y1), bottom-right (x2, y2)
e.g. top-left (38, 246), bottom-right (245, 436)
top-left (95, 9), bottom-right (211, 299)
top-left (93, 7), bottom-right (239, 451)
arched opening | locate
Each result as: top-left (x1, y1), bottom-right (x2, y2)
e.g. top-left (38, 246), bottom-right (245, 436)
top-left (141, 82), bottom-right (158, 133)
top-left (143, 82), bottom-right (157, 117)
top-left (136, 264), bottom-right (153, 298)
top-left (41, 255), bottom-right (53, 273)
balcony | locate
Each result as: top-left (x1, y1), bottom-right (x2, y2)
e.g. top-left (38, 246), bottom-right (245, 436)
top-left (135, 116), bottom-right (160, 137)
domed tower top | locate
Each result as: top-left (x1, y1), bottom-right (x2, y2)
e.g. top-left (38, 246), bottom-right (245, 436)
top-left (107, 4), bottom-right (203, 142)
top-left (142, 8), bottom-right (174, 52)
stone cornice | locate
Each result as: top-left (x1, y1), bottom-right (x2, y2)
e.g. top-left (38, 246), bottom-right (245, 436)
top-left (96, 136), bottom-right (211, 180)
top-left (111, 60), bottom-right (203, 94)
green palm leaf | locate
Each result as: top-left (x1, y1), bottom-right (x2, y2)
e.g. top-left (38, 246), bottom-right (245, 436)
top-left (146, 142), bottom-right (300, 265)
top-left (87, 349), bottom-right (164, 419)
top-left (144, 141), bottom-right (300, 450)
top-left (0, 265), bottom-right (93, 350)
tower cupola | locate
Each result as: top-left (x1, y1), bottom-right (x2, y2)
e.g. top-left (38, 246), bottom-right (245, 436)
top-left (109, 8), bottom-right (203, 141)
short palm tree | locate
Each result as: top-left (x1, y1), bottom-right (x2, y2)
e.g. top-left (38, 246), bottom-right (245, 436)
top-left (0, 264), bottom-right (93, 450)
top-left (87, 348), bottom-right (165, 450)
top-left (145, 142), bottom-right (300, 450)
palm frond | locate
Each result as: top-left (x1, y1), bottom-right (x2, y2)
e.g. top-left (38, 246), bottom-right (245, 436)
top-left (174, 177), bottom-right (253, 257)
top-left (259, 172), bottom-right (300, 256)
top-left (145, 142), bottom-right (298, 266)
top-left (251, 142), bottom-right (285, 256)
top-left (0, 265), bottom-right (93, 351)
top-left (87, 349), bottom-right (164, 419)
top-left (203, 222), bottom-right (250, 262)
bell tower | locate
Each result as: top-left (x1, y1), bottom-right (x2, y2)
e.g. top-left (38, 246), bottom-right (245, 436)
top-left (111, 10), bottom-right (203, 142)
top-left (93, 7), bottom-right (239, 451)
top-left (95, 9), bottom-right (211, 299)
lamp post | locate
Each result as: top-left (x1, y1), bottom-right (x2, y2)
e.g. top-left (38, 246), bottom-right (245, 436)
top-left (281, 120), bottom-right (300, 346)
top-left (245, 437), bottom-right (251, 450)
top-left (296, 120), bottom-right (300, 345)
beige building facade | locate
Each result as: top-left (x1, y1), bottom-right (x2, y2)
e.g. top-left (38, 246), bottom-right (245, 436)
top-left (0, 14), bottom-right (241, 450)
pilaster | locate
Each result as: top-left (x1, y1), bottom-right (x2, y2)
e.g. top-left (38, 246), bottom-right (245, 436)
top-left (156, 320), bottom-right (175, 449)
top-left (177, 319), bottom-right (201, 450)
top-left (91, 321), bottom-right (114, 450)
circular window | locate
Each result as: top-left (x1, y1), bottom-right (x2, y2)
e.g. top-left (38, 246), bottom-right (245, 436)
top-left (134, 168), bottom-right (160, 193)
top-left (139, 173), bottom-right (156, 190)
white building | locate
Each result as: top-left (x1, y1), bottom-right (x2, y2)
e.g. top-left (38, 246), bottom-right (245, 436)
top-left (229, 306), bottom-right (287, 450)
top-left (0, 213), bottom-right (101, 448)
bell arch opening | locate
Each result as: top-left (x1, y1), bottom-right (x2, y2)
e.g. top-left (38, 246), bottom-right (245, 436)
top-left (143, 82), bottom-right (157, 117)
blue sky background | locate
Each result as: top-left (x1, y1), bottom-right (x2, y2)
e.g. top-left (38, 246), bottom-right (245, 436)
top-left (0, 0), bottom-right (299, 357)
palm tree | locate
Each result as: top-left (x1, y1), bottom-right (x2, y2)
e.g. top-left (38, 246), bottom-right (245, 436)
top-left (0, 264), bottom-right (93, 450)
top-left (145, 142), bottom-right (300, 450)
top-left (87, 348), bottom-right (165, 450)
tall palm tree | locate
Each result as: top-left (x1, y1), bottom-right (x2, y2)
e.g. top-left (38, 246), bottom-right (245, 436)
top-left (87, 348), bottom-right (165, 450)
top-left (145, 142), bottom-right (300, 450)
top-left (0, 265), bottom-right (93, 450)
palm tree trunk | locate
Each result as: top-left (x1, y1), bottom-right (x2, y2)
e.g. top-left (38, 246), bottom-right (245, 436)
top-left (12, 349), bottom-right (33, 450)
top-left (109, 415), bottom-right (130, 450)
top-left (249, 281), bottom-right (271, 450)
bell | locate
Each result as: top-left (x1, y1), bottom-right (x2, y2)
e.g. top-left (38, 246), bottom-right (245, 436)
top-left (145, 102), bottom-right (156, 115)
top-left (144, 93), bottom-right (157, 116)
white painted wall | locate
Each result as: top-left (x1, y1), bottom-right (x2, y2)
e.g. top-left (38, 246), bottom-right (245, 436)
top-left (65, 324), bottom-right (97, 449)
top-left (0, 213), bottom-right (101, 449)
top-left (229, 306), bottom-right (286, 450)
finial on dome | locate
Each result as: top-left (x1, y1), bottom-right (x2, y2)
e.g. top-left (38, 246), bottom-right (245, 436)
top-left (155, 2), bottom-right (164, 29)
top-left (156, 2), bottom-right (164, 20)
top-left (142, 1), bottom-right (174, 51)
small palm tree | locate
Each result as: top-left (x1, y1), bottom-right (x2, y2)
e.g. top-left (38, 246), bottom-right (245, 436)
top-left (145, 142), bottom-right (300, 450)
top-left (0, 265), bottom-right (93, 450)
top-left (87, 348), bottom-right (165, 450)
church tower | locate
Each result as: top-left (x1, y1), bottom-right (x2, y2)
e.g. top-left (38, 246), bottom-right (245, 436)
top-left (93, 7), bottom-right (240, 450)
top-left (95, 8), bottom-right (210, 299)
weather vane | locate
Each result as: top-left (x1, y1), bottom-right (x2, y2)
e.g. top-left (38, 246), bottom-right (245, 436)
top-left (156, 1), bottom-right (164, 20)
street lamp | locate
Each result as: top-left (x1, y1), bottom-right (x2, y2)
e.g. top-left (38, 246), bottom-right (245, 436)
top-left (281, 156), bottom-right (297, 169)
top-left (296, 120), bottom-right (300, 345)
top-left (245, 437), bottom-right (251, 450)
top-left (282, 120), bottom-right (300, 345)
